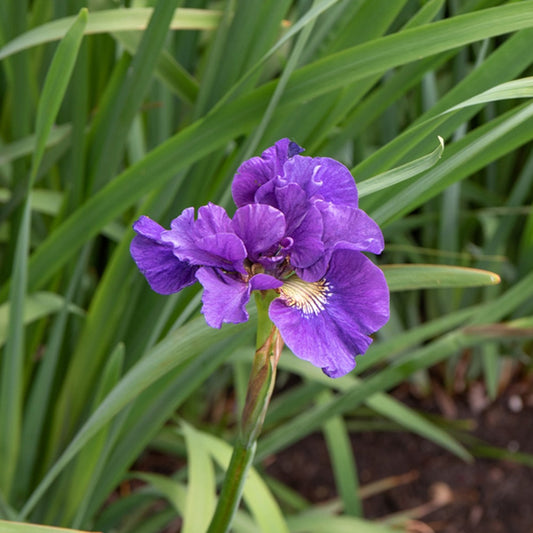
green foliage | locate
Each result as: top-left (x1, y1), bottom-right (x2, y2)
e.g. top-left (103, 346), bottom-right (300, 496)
top-left (1, 0), bottom-right (532, 531)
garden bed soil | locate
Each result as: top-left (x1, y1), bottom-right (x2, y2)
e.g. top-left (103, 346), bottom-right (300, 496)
top-left (265, 379), bottom-right (533, 533)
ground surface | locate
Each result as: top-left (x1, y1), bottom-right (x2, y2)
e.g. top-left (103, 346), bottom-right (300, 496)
top-left (137, 372), bottom-right (533, 533)
top-left (265, 377), bottom-right (533, 533)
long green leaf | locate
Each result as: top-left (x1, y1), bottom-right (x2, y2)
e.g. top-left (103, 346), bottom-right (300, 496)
top-left (0, 125), bottom-right (70, 166)
top-left (276, 356), bottom-right (471, 462)
top-left (88, 0), bottom-right (181, 192)
top-left (182, 421), bottom-right (216, 533)
top-left (8, 0), bottom-right (533, 302)
top-left (0, 292), bottom-right (82, 348)
top-left (382, 264), bottom-right (501, 291)
top-left (0, 521), bottom-right (91, 533)
top-left (0, 8), bottom-right (221, 61)
top-left (358, 136), bottom-right (444, 198)
top-left (0, 9), bottom-right (87, 497)
top-left (320, 391), bottom-right (362, 517)
top-left (19, 316), bottom-right (244, 518)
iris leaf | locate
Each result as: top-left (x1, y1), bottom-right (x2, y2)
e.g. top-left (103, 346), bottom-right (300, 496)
top-left (382, 264), bottom-right (501, 291)
top-left (0, 8), bottom-right (221, 61)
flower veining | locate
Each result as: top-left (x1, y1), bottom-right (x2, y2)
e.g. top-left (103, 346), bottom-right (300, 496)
top-left (279, 276), bottom-right (330, 316)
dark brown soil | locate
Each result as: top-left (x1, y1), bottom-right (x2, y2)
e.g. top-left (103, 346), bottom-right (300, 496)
top-left (265, 382), bottom-right (533, 533)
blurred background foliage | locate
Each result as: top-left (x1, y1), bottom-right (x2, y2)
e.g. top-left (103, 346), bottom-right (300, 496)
top-left (1, 0), bottom-right (533, 531)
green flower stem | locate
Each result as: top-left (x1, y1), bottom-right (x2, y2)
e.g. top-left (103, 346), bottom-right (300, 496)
top-left (207, 291), bottom-right (282, 533)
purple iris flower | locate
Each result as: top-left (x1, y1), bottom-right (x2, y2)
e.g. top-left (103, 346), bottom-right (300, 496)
top-left (131, 139), bottom-right (389, 377)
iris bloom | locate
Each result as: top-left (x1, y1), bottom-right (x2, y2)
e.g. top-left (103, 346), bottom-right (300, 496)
top-left (131, 139), bottom-right (389, 377)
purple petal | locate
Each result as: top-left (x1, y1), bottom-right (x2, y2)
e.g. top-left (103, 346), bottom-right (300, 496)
top-left (296, 205), bottom-right (384, 281)
top-left (295, 256), bottom-right (329, 282)
top-left (264, 183), bottom-right (323, 269)
top-left (269, 249), bottom-right (389, 378)
top-left (195, 269), bottom-right (280, 329)
top-left (280, 156), bottom-right (358, 208)
top-left (322, 249), bottom-right (389, 336)
top-left (320, 204), bottom-right (384, 254)
top-left (196, 268), bottom-right (251, 329)
top-left (250, 273), bottom-right (283, 291)
top-left (130, 216), bottom-right (197, 295)
top-left (194, 233), bottom-right (248, 274)
top-left (232, 138), bottom-right (303, 207)
top-left (162, 206), bottom-right (196, 250)
top-left (162, 204), bottom-right (247, 273)
top-left (232, 204), bottom-right (286, 263)
top-left (269, 303), bottom-right (366, 377)
top-left (273, 183), bottom-right (310, 232)
top-left (195, 202), bottom-right (234, 234)
top-left (254, 179), bottom-right (278, 208)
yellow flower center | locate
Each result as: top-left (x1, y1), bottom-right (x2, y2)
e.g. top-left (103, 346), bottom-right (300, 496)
top-left (279, 276), bottom-right (331, 316)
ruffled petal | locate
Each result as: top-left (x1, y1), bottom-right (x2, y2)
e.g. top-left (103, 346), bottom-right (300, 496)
top-left (163, 204), bottom-right (247, 273)
top-left (269, 249), bottom-right (389, 377)
top-left (195, 202), bottom-right (234, 234)
top-left (295, 256), bottom-right (328, 283)
top-left (323, 249), bottom-right (389, 337)
top-left (194, 233), bottom-right (248, 273)
top-left (287, 205), bottom-right (324, 269)
top-left (130, 216), bottom-right (197, 295)
top-left (196, 268), bottom-right (251, 328)
top-left (319, 203), bottom-right (384, 254)
top-left (296, 205), bottom-right (384, 281)
top-left (232, 138), bottom-right (303, 207)
top-left (280, 156), bottom-right (358, 208)
top-left (232, 204), bottom-right (286, 263)
top-left (269, 302), bottom-right (366, 377)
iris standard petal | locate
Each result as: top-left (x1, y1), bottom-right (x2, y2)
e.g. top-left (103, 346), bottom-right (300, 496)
top-left (195, 202), bottom-right (234, 234)
top-left (274, 184), bottom-right (325, 269)
top-left (130, 216), bottom-right (197, 295)
top-left (280, 156), bottom-right (358, 208)
top-left (232, 204), bottom-right (287, 263)
top-left (295, 204), bottom-right (383, 282)
top-left (232, 138), bottom-right (303, 207)
top-left (269, 249), bottom-right (389, 377)
top-left (319, 203), bottom-right (385, 254)
top-left (162, 204), bottom-right (247, 273)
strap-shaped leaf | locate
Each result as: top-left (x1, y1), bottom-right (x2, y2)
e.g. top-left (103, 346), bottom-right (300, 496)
top-left (382, 264), bottom-right (501, 291)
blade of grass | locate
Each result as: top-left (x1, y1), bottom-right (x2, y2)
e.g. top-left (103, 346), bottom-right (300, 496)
top-left (0, 7), bottom-right (221, 61)
top-left (358, 136), bottom-right (444, 198)
top-left (88, 0), bottom-right (182, 193)
top-left (14, 246), bottom-right (89, 500)
top-left (56, 344), bottom-right (125, 526)
top-left (0, 125), bottom-right (71, 166)
top-left (3, 1), bottom-right (533, 302)
top-left (320, 390), bottom-right (362, 517)
top-left (0, 292), bottom-right (83, 348)
top-left (19, 315), bottom-right (246, 519)
top-left (114, 30), bottom-right (198, 104)
top-left (372, 101), bottom-right (533, 226)
top-left (273, 356), bottom-right (471, 462)
top-left (382, 264), bottom-right (501, 291)
top-left (0, 521), bottom-right (92, 533)
top-left (181, 422), bottom-right (217, 533)
top-left (84, 333), bottom-right (248, 522)
top-left (0, 8), bottom-right (87, 497)
top-left (353, 28), bottom-right (533, 182)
